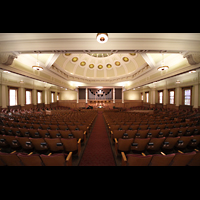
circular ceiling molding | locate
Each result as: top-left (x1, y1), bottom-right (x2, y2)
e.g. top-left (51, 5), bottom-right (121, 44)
top-left (130, 53), bottom-right (137, 57)
top-left (60, 53), bottom-right (146, 81)
top-left (98, 64), bottom-right (103, 70)
top-left (65, 53), bottom-right (71, 56)
top-left (106, 64), bottom-right (112, 69)
top-left (122, 57), bottom-right (129, 62)
top-left (89, 64), bottom-right (95, 69)
top-left (115, 61), bottom-right (121, 67)
top-left (80, 61), bottom-right (86, 67)
top-left (72, 57), bottom-right (78, 62)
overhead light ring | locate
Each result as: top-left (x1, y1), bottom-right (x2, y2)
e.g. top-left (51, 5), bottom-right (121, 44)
top-left (96, 33), bottom-right (109, 44)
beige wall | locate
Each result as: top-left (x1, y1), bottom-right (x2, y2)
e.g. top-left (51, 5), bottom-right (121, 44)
top-left (124, 90), bottom-right (140, 100)
top-left (60, 90), bottom-right (77, 100)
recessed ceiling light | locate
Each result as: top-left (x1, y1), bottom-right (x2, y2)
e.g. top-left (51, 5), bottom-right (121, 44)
top-left (96, 33), bottom-right (108, 44)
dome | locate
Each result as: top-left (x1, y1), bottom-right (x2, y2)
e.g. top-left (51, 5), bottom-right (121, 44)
top-left (51, 53), bottom-right (148, 83)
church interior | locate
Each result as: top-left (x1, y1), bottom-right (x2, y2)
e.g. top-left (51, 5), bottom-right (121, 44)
top-left (0, 33), bottom-right (200, 166)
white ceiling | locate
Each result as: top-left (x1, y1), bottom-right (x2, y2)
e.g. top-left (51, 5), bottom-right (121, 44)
top-left (0, 33), bottom-right (200, 53)
top-left (0, 33), bottom-right (200, 91)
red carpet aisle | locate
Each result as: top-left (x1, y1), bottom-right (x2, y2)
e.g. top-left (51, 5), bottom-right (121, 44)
top-left (79, 111), bottom-right (116, 166)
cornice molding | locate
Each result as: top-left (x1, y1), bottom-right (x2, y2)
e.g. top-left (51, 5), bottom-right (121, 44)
top-left (0, 52), bottom-right (17, 65)
top-left (184, 52), bottom-right (200, 65)
top-left (50, 63), bottom-right (151, 84)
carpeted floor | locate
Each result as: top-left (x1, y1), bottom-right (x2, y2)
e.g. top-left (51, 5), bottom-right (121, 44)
top-left (79, 111), bottom-right (116, 166)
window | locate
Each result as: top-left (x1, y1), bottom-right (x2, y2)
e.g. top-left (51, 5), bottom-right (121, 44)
top-left (145, 92), bottom-right (149, 103)
top-left (168, 89), bottom-right (175, 104)
top-left (51, 92), bottom-right (55, 103)
top-left (158, 91), bottom-right (163, 104)
top-left (141, 93), bottom-right (143, 101)
top-left (37, 91), bottom-right (42, 104)
top-left (182, 87), bottom-right (192, 106)
top-left (26, 89), bottom-right (32, 105)
top-left (9, 87), bottom-right (18, 106)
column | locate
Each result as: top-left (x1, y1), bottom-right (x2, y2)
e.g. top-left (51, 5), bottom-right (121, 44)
top-left (151, 89), bottom-right (156, 105)
top-left (194, 84), bottom-right (199, 109)
top-left (175, 87), bottom-right (180, 107)
top-left (163, 88), bottom-right (167, 105)
top-left (86, 88), bottom-right (88, 104)
top-left (113, 88), bottom-right (115, 103)
top-left (32, 89), bottom-right (37, 106)
top-left (77, 88), bottom-right (79, 104)
top-left (2, 85), bottom-right (7, 108)
top-left (122, 89), bottom-right (124, 104)
top-left (20, 87), bottom-right (25, 107)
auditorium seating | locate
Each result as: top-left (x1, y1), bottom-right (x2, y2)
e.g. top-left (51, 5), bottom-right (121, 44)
top-left (0, 151), bottom-right (72, 166)
top-left (121, 151), bottom-right (197, 166)
top-left (104, 109), bottom-right (200, 166)
top-left (0, 110), bottom-right (97, 166)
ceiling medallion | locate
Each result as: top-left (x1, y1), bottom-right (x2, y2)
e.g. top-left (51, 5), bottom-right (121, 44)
top-left (130, 53), bottom-right (137, 56)
top-left (89, 64), bottom-right (94, 69)
top-left (115, 61), bottom-right (121, 66)
top-left (96, 33), bottom-right (109, 44)
top-left (98, 65), bottom-right (103, 69)
top-left (80, 61), bottom-right (86, 66)
top-left (106, 64), bottom-right (112, 69)
top-left (72, 57), bottom-right (78, 62)
top-left (123, 57), bottom-right (129, 62)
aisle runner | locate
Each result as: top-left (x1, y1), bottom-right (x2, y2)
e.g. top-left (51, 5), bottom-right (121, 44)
top-left (79, 111), bottom-right (116, 166)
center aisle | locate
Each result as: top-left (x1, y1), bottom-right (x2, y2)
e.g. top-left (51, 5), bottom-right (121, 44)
top-left (79, 111), bottom-right (116, 166)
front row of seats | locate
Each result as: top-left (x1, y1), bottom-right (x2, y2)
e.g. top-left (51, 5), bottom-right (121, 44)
top-left (0, 151), bottom-right (72, 166)
top-left (115, 135), bottom-right (200, 155)
top-left (121, 150), bottom-right (200, 166)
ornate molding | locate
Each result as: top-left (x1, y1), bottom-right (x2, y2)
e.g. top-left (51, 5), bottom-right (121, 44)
top-left (0, 52), bottom-right (17, 65)
top-left (50, 64), bottom-right (151, 83)
top-left (184, 52), bottom-right (200, 65)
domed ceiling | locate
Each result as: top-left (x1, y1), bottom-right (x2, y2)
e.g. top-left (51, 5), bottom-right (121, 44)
top-left (51, 53), bottom-right (148, 82)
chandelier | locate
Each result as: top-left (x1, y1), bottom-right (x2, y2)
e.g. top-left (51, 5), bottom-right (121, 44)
top-left (157, 54), bottom-right (169, 71)
top-left (32, 54), bottom-right (43, 71)
top-left (96, 33), bottom-right (109, 44)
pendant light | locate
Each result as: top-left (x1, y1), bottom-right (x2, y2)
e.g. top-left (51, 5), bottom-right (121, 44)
top-left (157, 54), bottom-right (169, 71)
top-left (32, 54), bottom-right (43, 71)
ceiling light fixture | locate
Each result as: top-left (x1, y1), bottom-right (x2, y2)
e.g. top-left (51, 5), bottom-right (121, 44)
top-left (157, 54), bottom-right (169, 71)
top-left (32, 54), bottom-right (43, 71)
top-left (96, 33), bottom-right (108, 43)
